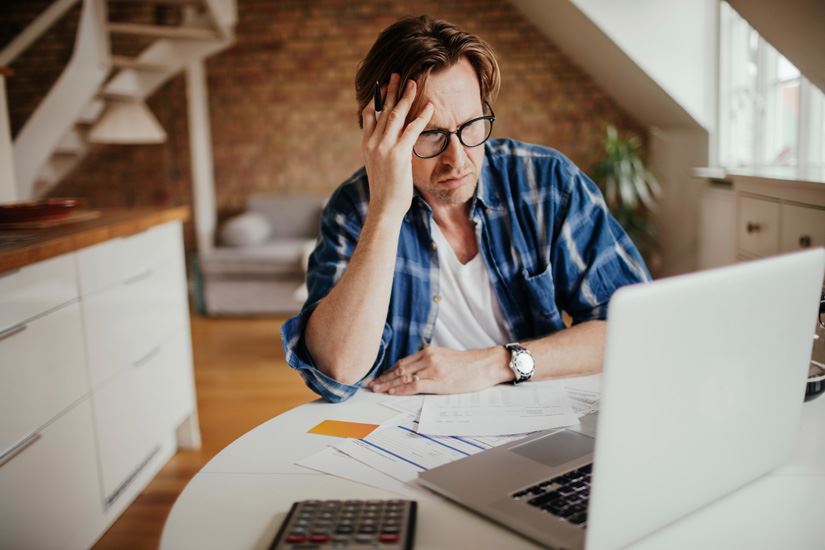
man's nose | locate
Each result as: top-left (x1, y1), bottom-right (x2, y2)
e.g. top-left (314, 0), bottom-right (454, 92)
top-left (440, 133), bottom-right (466, 167)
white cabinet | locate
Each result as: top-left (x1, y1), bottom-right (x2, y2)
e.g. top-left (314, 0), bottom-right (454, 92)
top-left (76, 221), bottom-right (182, 297)
top-left (737, 195), bottom-right (781, 258)
top-left (0, 301), bottom-right (88, 457)
top-left (780, 203), bottom-right (825, 252)
top-left (93, 328), bottom-right (191, 502)
top-left (0, 399), bottom-right (106, 550)
top-left (81, 240), bottom-right (189, 389)
top-left (0, 217), bottom-right (198, 548)
top-left (0, 253), bottom-right (78, 332)
top-left (729, 179), bottom-right (825, 261)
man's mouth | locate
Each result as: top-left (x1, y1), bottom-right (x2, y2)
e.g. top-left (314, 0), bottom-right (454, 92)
top-left (437, 173), bottom-right (472, 188)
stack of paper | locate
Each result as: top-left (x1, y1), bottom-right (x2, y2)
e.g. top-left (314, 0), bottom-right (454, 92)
top-left (417, 383), bottom-right (578, 436)
top-left (296, 376), bottom-right (601, 495)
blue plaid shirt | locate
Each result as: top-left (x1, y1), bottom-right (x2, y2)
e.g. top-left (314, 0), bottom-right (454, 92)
top-left (281, 138), bottom-right (650, 402)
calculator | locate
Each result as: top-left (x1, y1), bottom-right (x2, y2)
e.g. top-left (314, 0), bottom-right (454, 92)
top-left (269, 499), bottom-right (417, 549)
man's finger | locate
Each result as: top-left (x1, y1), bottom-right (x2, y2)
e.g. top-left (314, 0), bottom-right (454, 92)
top-left (387, 375), bottom-right (435, 396)
top-left (381, 79), bottom-right (417, 143)
top-left (394, 350), bottom-right (423, 371)
top-left (373, 73), bottom-right (400, 137)
top-left (371, 361), bottom-right (427, 391)
top-left (398, 102), bottom-right (435, 149)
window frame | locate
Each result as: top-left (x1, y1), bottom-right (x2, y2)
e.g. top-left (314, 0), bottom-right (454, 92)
top-left (718, 1), bottom-right (824, 173)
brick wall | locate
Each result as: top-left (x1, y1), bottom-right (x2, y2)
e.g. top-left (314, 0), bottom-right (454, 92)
top-left (3, 0), bottom-right (644, 249)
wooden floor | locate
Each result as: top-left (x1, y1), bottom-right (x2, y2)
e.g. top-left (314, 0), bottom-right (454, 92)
top-left (93, 314), bottom-right (317, 549)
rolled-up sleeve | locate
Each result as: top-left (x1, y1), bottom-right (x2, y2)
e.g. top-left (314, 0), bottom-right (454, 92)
top-left (279, 180), bottom-right (394, 402)
top-left (550, 162), bottom-right (650, 323)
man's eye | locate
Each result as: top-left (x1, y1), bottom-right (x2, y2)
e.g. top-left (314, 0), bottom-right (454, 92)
top-left (419, 132), bottom-right (444, 143)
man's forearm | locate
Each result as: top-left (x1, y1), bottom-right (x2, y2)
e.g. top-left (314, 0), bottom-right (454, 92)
top-left (489, 320), bottom-right (607, 384)
top-left (305, 210), bottom-right (403, 385)
top-left (369, 320), bottom-right (606, 396)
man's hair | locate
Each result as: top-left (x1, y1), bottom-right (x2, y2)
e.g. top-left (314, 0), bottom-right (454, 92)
top-left (355, 15), bottom-right (500, 128)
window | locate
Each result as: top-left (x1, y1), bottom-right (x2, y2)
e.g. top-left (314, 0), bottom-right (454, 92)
top-left (719, 1), bottom-right (825, 172)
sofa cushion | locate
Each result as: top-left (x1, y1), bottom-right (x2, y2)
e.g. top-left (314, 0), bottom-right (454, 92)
top-left (219, 211), bottom-right (272, 247)
top-left (247, 195), bottom-right (325, 239)
top-left (200, 238), bottom-right (315, 276)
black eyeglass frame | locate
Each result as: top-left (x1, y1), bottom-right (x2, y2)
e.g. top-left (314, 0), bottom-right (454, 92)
top-left (413, 103), bottom-right (496, 159)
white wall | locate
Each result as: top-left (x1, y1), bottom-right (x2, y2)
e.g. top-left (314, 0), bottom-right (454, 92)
top-left (649, 128), bottom-right (710, 275)
top-left (0, 76), bottom-right (17, 203)
top-left (572, 0), bottom-right (718, 132)
top-left (509, 0), bottom-right (719, 275)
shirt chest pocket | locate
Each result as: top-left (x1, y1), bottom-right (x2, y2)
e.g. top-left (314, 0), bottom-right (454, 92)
top-left (520, 265), bottom-right (564, 336)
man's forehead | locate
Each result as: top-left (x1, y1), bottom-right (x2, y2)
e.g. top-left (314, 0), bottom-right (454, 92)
top-left (416, 59), bottom-right (482, 128)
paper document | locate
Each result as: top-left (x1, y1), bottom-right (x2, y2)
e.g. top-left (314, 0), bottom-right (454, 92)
top-left (333, 415), bottom-right (528, 484)
top-left (564, 374), bottom-right (601, 417)
top-left (417, 381), bottom-right (578, 436)
top-left (296, 446), bottom-right (413, 496)
top-left (380, 395), bottom-right (424, 419)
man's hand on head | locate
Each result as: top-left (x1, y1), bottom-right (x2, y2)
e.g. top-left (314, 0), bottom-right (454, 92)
top-left (361, 73), bottom-right (434, 221)
top-left (367, 345), bottom-right (512, 396)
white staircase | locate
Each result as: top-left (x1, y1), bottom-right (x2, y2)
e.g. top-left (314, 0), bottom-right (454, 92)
top-left (2, 0), bottom-right (236, 200)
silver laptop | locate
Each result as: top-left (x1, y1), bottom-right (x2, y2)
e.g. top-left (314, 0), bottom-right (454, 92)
top-left (418, 249), bottom-right (825, 550)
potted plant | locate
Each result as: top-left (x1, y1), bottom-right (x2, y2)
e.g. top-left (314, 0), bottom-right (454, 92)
top-left (592, 126), bottom-right (661, 271)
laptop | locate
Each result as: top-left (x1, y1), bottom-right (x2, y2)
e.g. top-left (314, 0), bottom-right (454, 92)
top-left (418, 249), bottom-right (825, 550)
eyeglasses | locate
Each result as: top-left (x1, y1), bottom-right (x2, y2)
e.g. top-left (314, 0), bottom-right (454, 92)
top-left (413, 104), bottom-right (495, 159)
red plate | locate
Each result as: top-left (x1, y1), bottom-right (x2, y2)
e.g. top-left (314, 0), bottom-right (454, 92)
top-left (0, 198), bottom-right (84, 223)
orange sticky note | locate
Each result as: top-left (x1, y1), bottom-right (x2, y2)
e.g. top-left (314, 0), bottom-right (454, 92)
top-left (308, 419), bottom-right (380, 439)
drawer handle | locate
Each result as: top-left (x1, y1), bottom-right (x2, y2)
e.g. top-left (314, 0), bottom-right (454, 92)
top-left (0, 432), bottom-right (42, 469)
top-left (0, 323), bottom-right (27, 342)
top-left (799, 235), bottom-right (812, 248)
top-left (746, 222), bottom-right (762, 234)
top-left (124, 269), bottom-right (154, 286)
top-left (105, 445), bottom-right (160, 509)
top-left (133, 345), bottom-right (161, 368)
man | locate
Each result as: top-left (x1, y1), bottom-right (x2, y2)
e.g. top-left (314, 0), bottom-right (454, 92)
top-left (281, 15), bottom-right (649, 403)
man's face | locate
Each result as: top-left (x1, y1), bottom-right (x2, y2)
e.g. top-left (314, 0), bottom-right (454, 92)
top-left (411, 58), bottom-right (486, 207)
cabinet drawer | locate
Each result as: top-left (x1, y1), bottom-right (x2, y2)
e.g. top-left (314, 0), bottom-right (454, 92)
top-left (82, 255), bottom-right (188, 389)
top-left (738, 196), bottom-right (780, 258)
top-left (0, 302), bottom-right (88, 456)
top-left (780, 203), bottom-right (825, 252)
top-left (92, 331), bottom-right (183, 501)
top-left (0, 253), bottom-right (78, 331)
top-left (0, 398), bottom-right (105, 549)
top-left (156, 329), bottom-right (196, 431)
top-left (76, 221), bottom-right (183, 297)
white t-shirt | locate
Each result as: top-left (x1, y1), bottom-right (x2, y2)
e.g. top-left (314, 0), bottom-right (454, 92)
top-left (430, 221), bottom-right (510, 350)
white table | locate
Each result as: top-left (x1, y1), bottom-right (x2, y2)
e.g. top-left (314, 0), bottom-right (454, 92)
top-left (161, 389), bottom-right (825, 549)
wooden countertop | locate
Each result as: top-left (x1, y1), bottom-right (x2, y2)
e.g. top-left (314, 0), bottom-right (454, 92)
top-left (0, 206), bottom-right (189, 273)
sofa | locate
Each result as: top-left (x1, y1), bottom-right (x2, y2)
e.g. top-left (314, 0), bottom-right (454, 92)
top-left (199, 194), bottom-right (326, 315)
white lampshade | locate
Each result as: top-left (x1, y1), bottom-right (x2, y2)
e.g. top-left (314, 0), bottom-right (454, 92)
top-left (88, 99), bottom-right (167, 144)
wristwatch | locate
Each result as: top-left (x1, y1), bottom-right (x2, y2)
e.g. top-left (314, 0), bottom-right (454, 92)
top-left (505, 343), bottom-right (535, 384)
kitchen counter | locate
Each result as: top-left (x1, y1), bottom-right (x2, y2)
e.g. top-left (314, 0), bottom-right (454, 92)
top-left (0, 206), bottom-right (189, 273)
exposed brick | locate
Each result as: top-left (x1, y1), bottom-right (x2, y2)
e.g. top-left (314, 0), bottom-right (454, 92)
top-left (1, 0), bottom-right (645, 252)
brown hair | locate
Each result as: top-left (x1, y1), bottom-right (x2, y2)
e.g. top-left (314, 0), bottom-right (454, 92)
top-left (355, 15), bottom-right (500, 128)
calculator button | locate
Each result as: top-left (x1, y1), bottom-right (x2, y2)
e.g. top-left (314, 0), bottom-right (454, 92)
top-left (379, 533), bottom-right (401, 544)
top-left (285, 533), bottom-right (306, 543)
top-left (308, 533), bottom-right (330, 543)
top-left (334, 525), bottom-right (354, 534)
top-left (355, 534), bottom-right (374, 543)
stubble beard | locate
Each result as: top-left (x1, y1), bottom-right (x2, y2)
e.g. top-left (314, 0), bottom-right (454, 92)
top-left (427, 168), bottom-right (477, 206)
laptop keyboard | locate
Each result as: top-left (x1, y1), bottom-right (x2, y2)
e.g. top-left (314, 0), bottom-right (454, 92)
top-left (511, 463), bottom-right (592, 528)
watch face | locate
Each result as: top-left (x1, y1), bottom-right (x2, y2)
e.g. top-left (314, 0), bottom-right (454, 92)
top-left (514, 352), bottom-right (534, 375)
